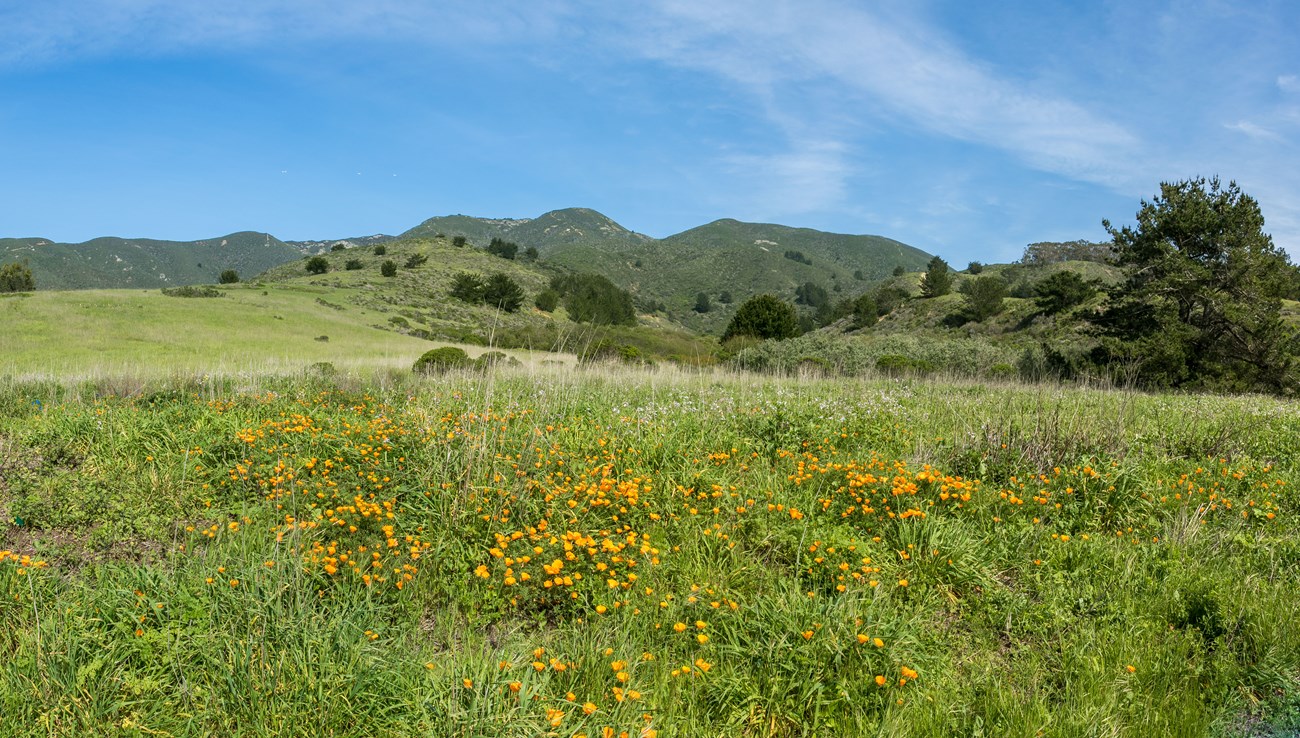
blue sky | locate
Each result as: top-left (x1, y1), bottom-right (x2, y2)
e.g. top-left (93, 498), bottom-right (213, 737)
top-left (2, 0), bottom-right (1299, 263)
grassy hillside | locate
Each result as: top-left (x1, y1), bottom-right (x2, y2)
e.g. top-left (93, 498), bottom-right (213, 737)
top-left (0, 368), bottom-right (1296, 736)
top-left (256, 236), bottom-right (716, 363)
top-left (0, 232), bottom-right (302, 291)
top-left (2, 210), bottom-right (932, 330)
top-left (0, 285), bottom-right (558, 380)
top-left (862, 260), bottom-right (1121, 346)
top-left (401, 209), bottom-right (934, 335)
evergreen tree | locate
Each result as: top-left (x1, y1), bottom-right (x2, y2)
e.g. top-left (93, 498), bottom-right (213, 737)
top-left (959, 276), bottom-right (1007, 322)
top-left (218, 269), bottom-right (240, 284)
top-left (851, 293), bottom-right (878, 329)
top-left (482, 273), bottom-right (524, 312)
top-left (794, 282), bottom-right (829, 307)
top-left (919, 256), bottom-right (952, 297)
top-left (1033, 271), bottom-right (1095, 314)
top-left (551, 273), bottom-right (636, 325)
top-left (305, 256), bottom-right (329, 275)
top-left (694, 292), bottom-right (712, 313)
top-left (450, 272), bottom-right (485, 303)
top-left (721, 295), bottom-right (799, 341)
top-left (380, 260), bottom-right (397, 277)
top-left (1094, 177), bottom-right (1296, 392)
top-left (487, 238), bottom-right (518, 260)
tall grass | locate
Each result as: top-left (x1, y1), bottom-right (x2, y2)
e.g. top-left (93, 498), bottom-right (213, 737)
top-left (0, 366), bottom-right (1296, 736)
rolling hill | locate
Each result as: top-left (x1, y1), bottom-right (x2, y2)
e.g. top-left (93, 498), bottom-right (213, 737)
top-left (1, 209), bottom-right (931, 334)
top-left (0, 232), bottom-right (302, 290)
top-left (398, 208), bottom-right (933, 332)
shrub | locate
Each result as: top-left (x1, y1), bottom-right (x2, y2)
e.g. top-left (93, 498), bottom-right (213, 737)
top-left (404, 254), bottom-right (428, 269)
top-left (579, 340), bottom-right (644, 365)
top-left (345, 259), bottom-right (363, 271)
top-left (452, 235), bottom-right (467, 248)
top-left (218, 269), bottom-right (240, 284)
top-left (967, 261), bottom-right (984, 274)
top-left (730, 332), bottom-right (1015, 378)
top-left (161, 285), bottom-right (223, 298)
top-left (305, 256), bottom-right (329, 274)
top-left (331, 243), bottom-right (346, 252)
top-left (892, 265), bottom-right (907, 277)
top-left (694, 292), bottom-right (712, 313)
top-left (413, 347), bottom-right (471, 374)
top-left (721, 294), bottom-right (798, 341)
top-left (373, 244), bottom-right (387, 256)
top-left (534, 289), bottom-right (559, 312)
top-left (474, 351), bottom-right (520, 370)
top-left (0, 261), bottom-right (35, 292)
top-left (783, 250), bottom-right (812, 265)
top-left (988, 363), bottom-right (1017, 379)
top-left (551, 273), bottom-right (636, 326)
top-left (876, 354), bottom-right (935, 377)
top-left (487, 238), bottom-right (518, 260)
top-left (381, 260), bottom-right (398, 277)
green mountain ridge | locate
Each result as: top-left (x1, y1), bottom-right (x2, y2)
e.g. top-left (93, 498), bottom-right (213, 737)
top-left (1, 231), bottom-right (302, 290)
top-left (3, 209), bottom-right (934, 334)
top-left (399, 208), bottom-right (933, 331)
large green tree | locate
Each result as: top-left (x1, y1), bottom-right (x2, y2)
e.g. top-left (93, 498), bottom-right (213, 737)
top-left (721, 294), bottom-right (798, 341)
top-left (919, 256), bottom-right (952, 297)
top-left (1094, 177), bottom-right (1296, 392)
top-left (959, 276), bottom-right (1007, 322)
top-left (0, 261), bottom-right (35, 292)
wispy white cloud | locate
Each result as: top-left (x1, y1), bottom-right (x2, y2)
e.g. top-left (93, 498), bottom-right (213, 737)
top-left (610, 0), bottom-right (1143, 190)
top-left (1224, 120), bottom-right (1286, 142)
top-left (717, 139), bottom-right (852, 218)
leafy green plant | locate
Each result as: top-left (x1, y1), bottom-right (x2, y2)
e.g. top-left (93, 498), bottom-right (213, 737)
top-left (722, 294), bottom-right (798, 341)
top-left (0, 261), bottom-right (35, 292)
top-left (412, 346), bottom-right (471, 374)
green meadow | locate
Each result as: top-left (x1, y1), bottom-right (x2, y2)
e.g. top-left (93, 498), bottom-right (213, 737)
top-left (1, 361), bottom-right (1297, 737)
top-left (0, 287), bottom-right (566, 380)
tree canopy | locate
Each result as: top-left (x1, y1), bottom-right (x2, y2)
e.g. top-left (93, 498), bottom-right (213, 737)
top-left (721, 294), bottom-right (799, 342)
top-left (959, 276), bottom-right (1007, 322)
top-left (1093, 177), bottom-right (1296, 393)
top-left (551, 273), bottom-right (636, 326)
top-left (919, 256), bottom-right (952, 297)
top-left (0, 261), bottom-right (34, 292)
